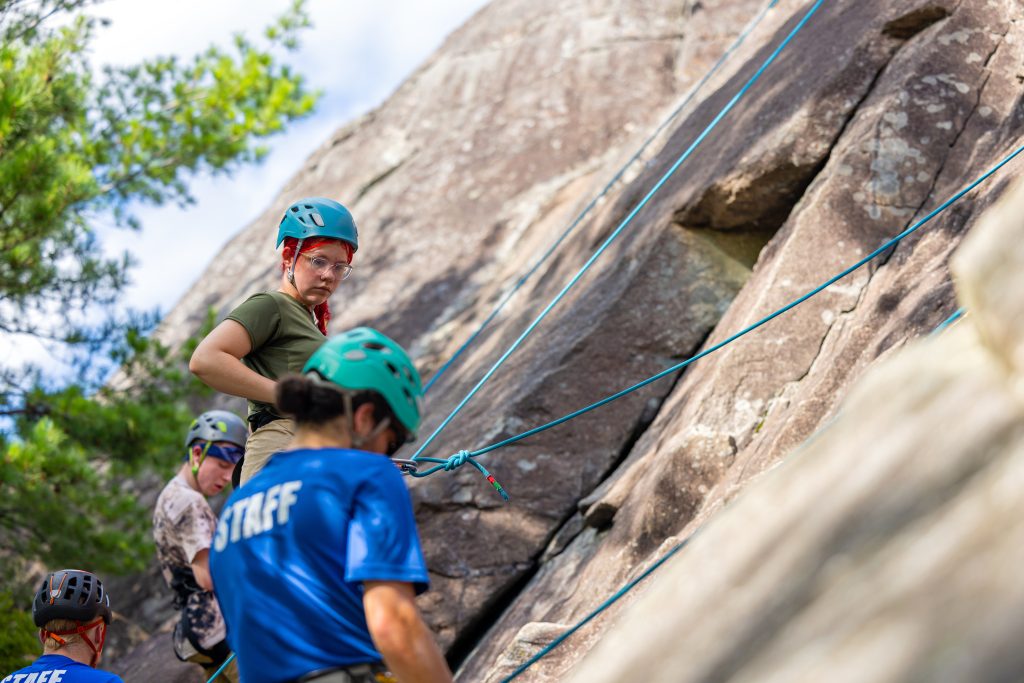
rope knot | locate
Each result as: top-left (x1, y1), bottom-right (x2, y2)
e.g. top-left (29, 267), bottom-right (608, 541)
top-left (444, 450), bottom-right (472, 471)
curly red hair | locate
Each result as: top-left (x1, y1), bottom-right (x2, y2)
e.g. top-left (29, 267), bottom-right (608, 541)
top-left (280, 237), bottom-right (354, 335)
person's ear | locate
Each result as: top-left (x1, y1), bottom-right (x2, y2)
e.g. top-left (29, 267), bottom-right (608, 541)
top-left (352, 402), bottom-right (379, 437)
top-left (189, 444), bottom-right (203, 466)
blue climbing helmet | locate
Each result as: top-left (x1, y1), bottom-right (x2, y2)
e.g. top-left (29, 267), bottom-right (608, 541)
top-left (303, 327), bottom-right (423, 439)
top-left (276, 197), bottom-right (359, 252)
top-left (185, 410), bottom-right (247, 465)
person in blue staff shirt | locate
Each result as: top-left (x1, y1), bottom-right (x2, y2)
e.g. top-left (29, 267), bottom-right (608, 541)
top-left (210, 327), bottom-right (452, 683)
top-left (3, 569), bottom-right (123, 683)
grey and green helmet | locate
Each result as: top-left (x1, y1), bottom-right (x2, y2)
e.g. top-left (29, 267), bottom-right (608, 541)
top-left (276, 197), bottom-right (359, 252)
top-left (303, 328), bottom-right (423, 437)
top-left (185, 410), bottom-right (248, 449)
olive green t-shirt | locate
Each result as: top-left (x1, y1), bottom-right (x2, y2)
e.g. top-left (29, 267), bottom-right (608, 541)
top-left (226, 291), bottom-right (325, 418)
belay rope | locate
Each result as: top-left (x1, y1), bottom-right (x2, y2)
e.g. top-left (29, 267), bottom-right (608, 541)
top-left (499, 300), bottom-right (990, 682)
top-left (206, 0), bottom-right (1023, 680)
top-left (423, 0), bottom-right (782, 395)
top-left (407, 0), bottom-right (829, 493)
top-left (405, 0), bottom-right (1023, 502)
top-left (412, 140), bottom-right (1024, 500)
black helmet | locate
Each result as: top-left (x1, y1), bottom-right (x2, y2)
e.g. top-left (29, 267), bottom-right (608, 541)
top-left (32, 569), bottom-right (112, 627)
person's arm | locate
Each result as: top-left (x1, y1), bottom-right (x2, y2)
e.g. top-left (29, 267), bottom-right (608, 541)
top-left (363, 581), bottom-right (452, 683)
top-left (189, 319), bottom-right (277, 406)
top-left (191, 548), bottom-right (213, 592)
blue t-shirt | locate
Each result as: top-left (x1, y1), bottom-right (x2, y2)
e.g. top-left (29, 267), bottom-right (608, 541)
top-left (209, 448), bottom-right (429, 683)
top-left (2, 654), bottom-right (123, 683)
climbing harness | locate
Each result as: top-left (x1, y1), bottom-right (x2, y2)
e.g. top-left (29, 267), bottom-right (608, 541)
top-left (408, 0), bottom-right (827, 489)
top-left (423, 0), bottom-right (782, 394)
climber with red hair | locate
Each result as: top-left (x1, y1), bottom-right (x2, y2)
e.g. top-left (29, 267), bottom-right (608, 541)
top-left (190, 197), bottom-right (358, 486)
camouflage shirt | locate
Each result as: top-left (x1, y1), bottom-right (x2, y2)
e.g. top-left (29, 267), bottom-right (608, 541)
top-left (153, 473), bottom-right (226, 651)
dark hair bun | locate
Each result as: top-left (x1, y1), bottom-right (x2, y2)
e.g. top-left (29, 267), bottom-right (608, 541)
top-left (275, 374), bottom-right (347, 424)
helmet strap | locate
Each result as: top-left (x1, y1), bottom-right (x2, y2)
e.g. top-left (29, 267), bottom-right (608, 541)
top-left (287, 238), bottom-right (305, 286)
top-left (42, 618), bottom-right (106, 666)
top-left (342, 391), bottom-right (391, 451)
top-left (190, 441), bottom-right (213, 491)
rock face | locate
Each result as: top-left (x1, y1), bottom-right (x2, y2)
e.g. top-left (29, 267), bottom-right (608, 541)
top-left (568, 177), bottom-right (1024, 683)
top-left (457, 0), bottom-right (1024, 678)
top-left (114, 0), bottom-right (1024, 678)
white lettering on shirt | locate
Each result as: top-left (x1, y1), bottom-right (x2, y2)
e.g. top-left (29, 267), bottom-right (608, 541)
top-left (214, 507), bottom-right (230, 552)
top-left (230, 497), bottom-right (246, 543)
top-left (261, 485), bottom-right (281, 531)
top-left (242, 491), bottom-right (265, 538)
top-left (215, 481), bottom-right (303, 549)
top-left (3, 669), bottom-right (64, 683)
top-left (278, 481), bottom-right (302, 525)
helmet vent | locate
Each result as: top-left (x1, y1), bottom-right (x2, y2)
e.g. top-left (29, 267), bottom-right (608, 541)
top-left (311, 212), bottom-right (325, 227)
top-left (344, 350), bottom-right (367, 361)
top-left (385, 361), bottom-right (400, 378)
top-left (363, 341), bottom-right (386, 351)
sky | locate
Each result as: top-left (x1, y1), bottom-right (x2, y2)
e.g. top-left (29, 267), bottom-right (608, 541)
top-left (93, 0), bottom-right (490, 313)
top-left (1, 0), bottom-right (489, 370)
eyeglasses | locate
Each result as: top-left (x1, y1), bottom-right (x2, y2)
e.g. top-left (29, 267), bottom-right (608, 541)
top-left (302, 254), bottom-right (353, 280)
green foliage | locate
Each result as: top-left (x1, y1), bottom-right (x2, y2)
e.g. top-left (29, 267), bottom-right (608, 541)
top-left (0, 0), bottom-right (317, 342)
top-left (0, 592), bottom-right (37, 674)
top-left (0, 311), bottom-right (218, 595)
top-left (0, 0), bottom-right (316, 597)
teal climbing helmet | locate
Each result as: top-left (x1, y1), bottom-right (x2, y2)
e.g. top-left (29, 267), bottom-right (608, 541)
top-left (303, 328), bottom-right (423, 438)
top-left (276, 197), bottom-right (359, 252)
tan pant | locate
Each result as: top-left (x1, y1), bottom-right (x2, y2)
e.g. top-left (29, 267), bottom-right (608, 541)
top-left (188, 652), bottom-right (239, 683)
top-left (241, 418), bottom-right (296, 485)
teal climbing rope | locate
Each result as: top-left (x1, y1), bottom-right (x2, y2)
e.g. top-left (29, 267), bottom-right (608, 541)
top-left (410, 0), bottom-right (827, 472)
top-left (423, 0), bottom-right (781, 394)
top-left (417, 141), bottom-right (1024, 490)
top-left (501, 537), bottom-right (691, 682)
top-left (206, 653), bottom-right (234, 683)
top-left (930, 307), bottom-right (966, 335)
top-left (499, 252), bottom-right (1007, 682)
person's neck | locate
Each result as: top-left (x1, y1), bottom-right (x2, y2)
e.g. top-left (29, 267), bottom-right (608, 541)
top-left (288, 430), bottom-right (352, 450)
top-left (177, 463), bottom-right (200, 493)
top-left (277, 281), bottom-right (311, 310)
top-left (43, 644), bottom-right (95, 667)
top-left (291, 422), bottom-right (352, 450)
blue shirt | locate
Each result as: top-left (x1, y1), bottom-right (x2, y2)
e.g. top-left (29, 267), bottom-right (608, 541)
top-left (209, 448), bottom-right (429, 683)
top-left (2, 654), bottom-right (123, 683)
